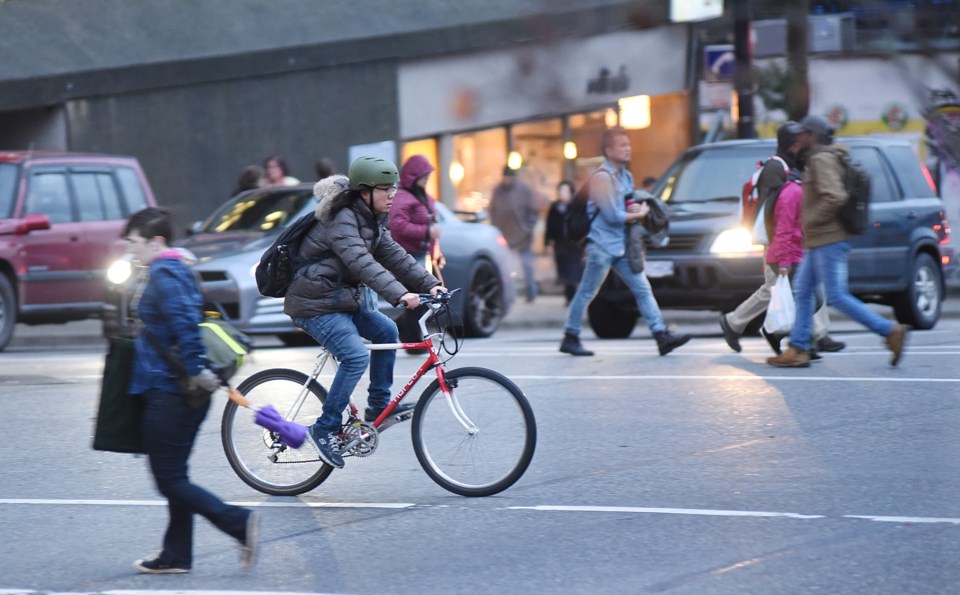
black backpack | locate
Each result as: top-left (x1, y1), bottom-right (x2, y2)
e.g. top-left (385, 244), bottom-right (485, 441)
top-left (255, 213), bottom-right (321, 298)
top-left (562, 170), bottom-right (613, 244)
top-left (835, 150), bottom-right (872, 235)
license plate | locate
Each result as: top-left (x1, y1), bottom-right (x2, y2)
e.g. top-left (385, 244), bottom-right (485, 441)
top-left (645, 260), bottom-right (674, 278)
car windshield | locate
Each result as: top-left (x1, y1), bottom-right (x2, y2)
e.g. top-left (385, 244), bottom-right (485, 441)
top-left (0, 163), bottom-right (18, 218)
top-left (656, 145), bottom-right (774, 207)
top-left (201, 187), bottom-right (316, 233)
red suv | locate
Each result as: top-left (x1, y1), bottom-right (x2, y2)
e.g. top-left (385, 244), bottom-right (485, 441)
top-left (0, 152), bottom-right (156, 350)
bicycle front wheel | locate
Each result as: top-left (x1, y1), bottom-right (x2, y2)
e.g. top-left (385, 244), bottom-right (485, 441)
top-left (221, 369), bottom-right (333, 496)
top-left (412, 367), bottom-right (536, 497)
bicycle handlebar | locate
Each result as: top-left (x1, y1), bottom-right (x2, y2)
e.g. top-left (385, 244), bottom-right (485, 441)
top-left (400, 288), bottom-right (461, 308)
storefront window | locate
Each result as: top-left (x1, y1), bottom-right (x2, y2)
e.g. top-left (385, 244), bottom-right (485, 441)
top-left (511, 118), bottom-right (563, 206)
top-left (568, 110), bottom-right (609, 187)
top-left (400, 138), bottom-right (439, 199)
top-left (451, 128), bottom-right (506, 212)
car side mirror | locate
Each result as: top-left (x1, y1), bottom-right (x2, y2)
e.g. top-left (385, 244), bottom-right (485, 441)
top-left (14, 213), bottom-right (51, 235)
top-left (185, 221), bottom-right (203, 237)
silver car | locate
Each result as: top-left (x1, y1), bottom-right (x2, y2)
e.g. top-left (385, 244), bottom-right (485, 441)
top-left (174, 185), bottom-right (517, 345)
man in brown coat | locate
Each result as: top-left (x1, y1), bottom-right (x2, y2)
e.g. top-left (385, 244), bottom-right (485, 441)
top-left (768, 116), bottom-right (909, 368)
top-left (489, 166), bottom-right (540, 302)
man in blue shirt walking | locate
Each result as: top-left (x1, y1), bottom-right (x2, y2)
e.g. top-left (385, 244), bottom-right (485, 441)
top-left (560, 127), bottom-right (691, 356)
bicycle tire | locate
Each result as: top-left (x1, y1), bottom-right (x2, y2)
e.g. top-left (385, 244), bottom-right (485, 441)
top-left (221, 368), bottom-right (333, 496)
top-left (411, 367), bottom-right (536, 497)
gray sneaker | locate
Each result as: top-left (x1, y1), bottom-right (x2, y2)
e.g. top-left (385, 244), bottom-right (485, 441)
top-left (240, 511), bottom-right (259, 571)
top-left (309, 426), bottom-right (344, 469)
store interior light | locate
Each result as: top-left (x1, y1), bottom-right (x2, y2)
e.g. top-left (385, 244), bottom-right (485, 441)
top-left (507, 151), bottom-right (523, 170)
top-left (604, 108), bottom-right (619, 128)
top-left (449, 161), bottom-right (465, 185)
top-left (563, 141), bottom-right (578, 160)
top-left (618, 95), bottom-right (651, 129)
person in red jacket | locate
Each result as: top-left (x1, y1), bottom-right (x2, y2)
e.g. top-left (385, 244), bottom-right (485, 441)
top-left (389, 154), bottom-right (443, 352)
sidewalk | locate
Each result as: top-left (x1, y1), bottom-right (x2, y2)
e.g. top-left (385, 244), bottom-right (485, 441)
top-left (7, 285), bottom-right (959, 347)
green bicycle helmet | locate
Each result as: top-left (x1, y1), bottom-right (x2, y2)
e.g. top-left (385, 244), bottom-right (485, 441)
top-left (348, 156), bottom-right (399, 189)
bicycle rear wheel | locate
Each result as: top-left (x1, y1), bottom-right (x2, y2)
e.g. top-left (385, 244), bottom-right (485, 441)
top-left (411, 367), bottom-right (536, 497)
top-left (221, 369), bottom-right (333, 496)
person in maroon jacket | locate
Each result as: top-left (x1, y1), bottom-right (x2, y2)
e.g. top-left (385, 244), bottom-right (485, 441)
top-left (389, 154), bottom-right (443, 352)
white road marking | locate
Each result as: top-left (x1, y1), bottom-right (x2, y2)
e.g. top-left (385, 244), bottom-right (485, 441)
top-left (505, 374), bottom-right (960, 382)
top-left (504, 505), bottom-right (824, 519)
top-left (844, 515), bottom-right (960, 525)
top-left (0, 498), bottom-right (413, 509)
top-left (2, 499), bottom-right (959, 525)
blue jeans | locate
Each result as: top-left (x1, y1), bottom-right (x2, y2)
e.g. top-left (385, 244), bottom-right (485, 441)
top-left (564, 242), bottom-right (665, 336)
top-left (292, 302), bottom-right (398, 432)
top-left (789, 241), bottom-right (894, 350)
top-left (141, 389), bottom-right (250, 568)
top-left (517, 247), bottom-right (537, 300)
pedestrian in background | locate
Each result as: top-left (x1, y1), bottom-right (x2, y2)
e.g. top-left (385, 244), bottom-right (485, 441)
top-left (389, 154), bottom-right (443, 352)
top-left (720, 121), bottom-right (845, 356)
top-left (489, 166), bottom-right (539, 302)
top-left (231, 165), bottom-right (266, 197)
top-left (768, 115), bottom-right (909, 368)
top-left (559, 127), bottom-right (691, 357)
top-left (315, 157), bottom-right (337, 181)
top-left (544, 180), bottom-right (584, 304)
top-left (123, 207), bottom-right (257, 574)
top-left (263, 154), bottom-right (300, 186)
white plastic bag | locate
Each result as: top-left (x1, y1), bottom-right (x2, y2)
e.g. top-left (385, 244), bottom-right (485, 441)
top-left (752, 203), bottom-right (768, 246)
top-left (764, 275), bottom-right (795, 335)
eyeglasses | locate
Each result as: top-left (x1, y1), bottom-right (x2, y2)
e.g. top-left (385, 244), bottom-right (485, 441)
top-left (374, 183), bottom-right (398, 197)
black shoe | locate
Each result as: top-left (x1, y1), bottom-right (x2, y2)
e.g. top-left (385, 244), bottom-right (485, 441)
top-left (816, 336), bottom-right (846, 353)
top-left (560, 333), bottom-right (594, 356)
top-left (365, 402), bottom-right (416, 430)
top-left (309, 426), bottom-right (345, 469)
top-left (760, 328), bottom-right (784, 355)
top-left (133, 555), bottom-right (190, 574)
top-left (655, 330), bottom-right (692, 356)
top-left (719, 314), bottom-right (741, 353)
top-left (809, 348), bottom-right (823, 362)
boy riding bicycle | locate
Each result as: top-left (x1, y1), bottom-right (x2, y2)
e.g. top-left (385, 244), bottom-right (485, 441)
top-left (284, 156), bottom-right (445, 469)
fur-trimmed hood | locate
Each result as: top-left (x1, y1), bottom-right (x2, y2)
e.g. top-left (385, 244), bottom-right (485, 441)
top-left (313, 174), bottom-right (350, 222)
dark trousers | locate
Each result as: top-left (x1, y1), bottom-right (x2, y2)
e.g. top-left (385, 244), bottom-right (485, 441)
top-left (141, 388), bottom-right (250, 567)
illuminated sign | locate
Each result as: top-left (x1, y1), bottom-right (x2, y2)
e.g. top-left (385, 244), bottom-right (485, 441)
top-left (671, 0), bottom-right (724, 23)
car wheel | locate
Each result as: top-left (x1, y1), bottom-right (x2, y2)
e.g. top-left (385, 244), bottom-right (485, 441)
top-left (892, 252), bottom-right (942, 330)
top-left (278, 331), bottom-right (317, 347)
top-left (587, 299), bottom-right (638, 339)
top-left (0, 274), bottom-right (16, 351)
top-left (462, 259), bottom-right (504, 338)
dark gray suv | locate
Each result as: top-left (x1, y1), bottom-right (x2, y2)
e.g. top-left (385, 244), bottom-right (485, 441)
top-left (589, 137), bottom-right (954, 337)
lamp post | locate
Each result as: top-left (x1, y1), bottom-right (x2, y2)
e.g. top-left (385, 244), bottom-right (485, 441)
top-left (733, 0), bottom-right (756, 138)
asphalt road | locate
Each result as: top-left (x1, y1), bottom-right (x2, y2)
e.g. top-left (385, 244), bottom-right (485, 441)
top-left (1, 319), bottom-right (958, 594)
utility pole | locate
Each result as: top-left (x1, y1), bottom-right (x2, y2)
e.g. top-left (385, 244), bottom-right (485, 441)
top-left (785, 0), bottom-right (810, 120)
top-left (733, 0), bottom-right (755, 138)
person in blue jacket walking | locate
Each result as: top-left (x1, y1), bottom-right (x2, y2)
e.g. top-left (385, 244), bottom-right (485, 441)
top-left (124, 207), bottom-right (258, 574)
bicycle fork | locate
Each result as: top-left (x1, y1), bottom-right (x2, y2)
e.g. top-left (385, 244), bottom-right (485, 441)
top-left (437, 372), bottom-right (479, 436)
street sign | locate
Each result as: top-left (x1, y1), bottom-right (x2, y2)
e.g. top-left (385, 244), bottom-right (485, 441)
top-left (704, 44), bottom-right (735, 83)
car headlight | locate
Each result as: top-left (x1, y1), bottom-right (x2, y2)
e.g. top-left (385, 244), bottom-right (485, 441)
top-left (710, 228), bottom-right (764, 255)
top-left (106, 256), bottom-right (133, 285)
